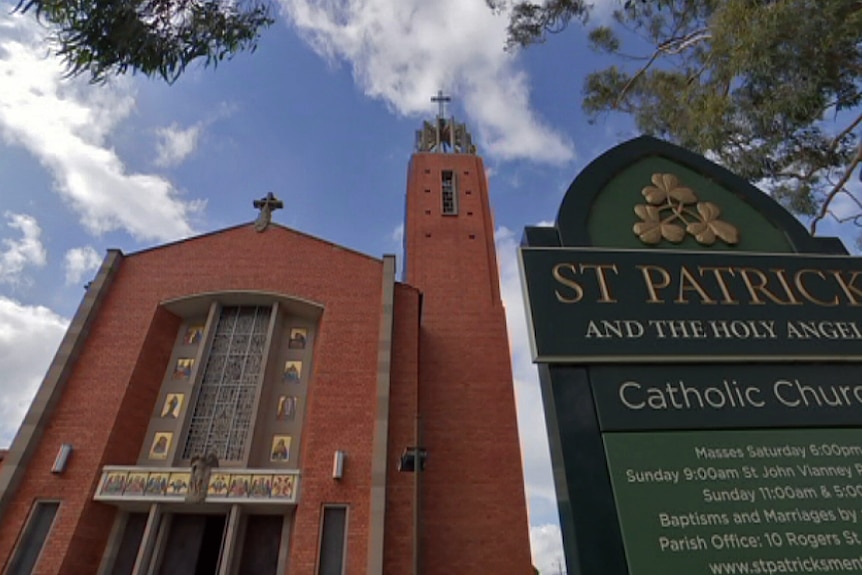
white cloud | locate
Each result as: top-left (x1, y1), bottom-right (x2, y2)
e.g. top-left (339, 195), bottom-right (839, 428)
top-left (280, 0), bottom-right (574, 164)
top-left (530, 523), bottom-right (566, 575)
top-left (63, 246), bottom-right (103, 285)
top-left (390, 222), bottom-right (404, 243)
top-left (0, 212), bottom-right (47, 284)
top-left (0, 296), bottom-right (69, 445)
top-left (0, 13), bottom-right (203, 242)
top-left (155, 123), bottom-right (202, 167)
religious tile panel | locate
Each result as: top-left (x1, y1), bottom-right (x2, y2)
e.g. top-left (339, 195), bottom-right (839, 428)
top-left (269, 435), bottom-right (291, 463)
top-left (137, 314), bottom-right (210, 467)
top-left (183, 325), bottom-right (204, 346)
top-left (161, 394), bottom-right (183, 419)
top-left (144, 473), bottom-right (169, 496)
top-left (249, 475), bottom-right (272, 497)
top-left (207, 472), bottom-right (230, 497)
top-left (125, 473), bottom-right (147, 495)
top-left (288, 328), bottom-right (307, 349)
top-left (172, 358), bottom-right (194, 380)
top-left (228, 475), bottom-right (251, 497)
top-left (271, 475), bottom-right (296, 499)
top-left (250, 316), bottom-right (316, 468)
top-left (167, 472), bottom-right (190, 495)
top-left (149, 432), bottom-right (172, 460)
top-left (94, 467), bottom-right (299, 505)
top-left (276, 396), bottom-right (297, 421)
top-left (101, 471), bottom-right (127, 495)
top-left (282, 361), bottom-right (301, 382)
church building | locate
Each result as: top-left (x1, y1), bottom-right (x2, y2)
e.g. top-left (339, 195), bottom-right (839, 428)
top-left (0, 101), bottom-right (533, 575)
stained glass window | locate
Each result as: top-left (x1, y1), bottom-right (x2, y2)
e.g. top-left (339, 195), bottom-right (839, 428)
top-left (182, 305), bottom-right (271, 462)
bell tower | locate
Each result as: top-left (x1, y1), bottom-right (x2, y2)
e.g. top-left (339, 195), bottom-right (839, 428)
top-left (404, 93), bottom-right (533, 575)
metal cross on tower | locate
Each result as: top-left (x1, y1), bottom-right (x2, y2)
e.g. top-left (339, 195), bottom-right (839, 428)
top-left (431, 90), bottom-right (451, 119)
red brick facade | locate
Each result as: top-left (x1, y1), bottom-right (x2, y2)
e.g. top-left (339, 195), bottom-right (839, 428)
top-left (405, 153), bottom-right (533, 575)
top-left (0, 148), bottom-right (532, 575)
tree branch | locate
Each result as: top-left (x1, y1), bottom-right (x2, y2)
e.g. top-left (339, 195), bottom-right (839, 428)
top-left (613, 27), bottom-right (711, 109)
top-left (658, 28), bottom-right (711, 54)
top-left (613, 50), bottom-right (661, 109)
top-left (829, 111), bottom-right (862, 152)
top-left (810, 153), bottom-right (862, 235)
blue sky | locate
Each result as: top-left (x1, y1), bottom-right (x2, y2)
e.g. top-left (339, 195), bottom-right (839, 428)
top-left (3, 1), bottom-right (857, 573)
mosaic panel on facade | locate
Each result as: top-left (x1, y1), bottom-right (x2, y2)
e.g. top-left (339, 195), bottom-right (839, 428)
top-left (183, 325), bottom-right (205, 345)
top-left (95, 467), bottom-right (298, 503)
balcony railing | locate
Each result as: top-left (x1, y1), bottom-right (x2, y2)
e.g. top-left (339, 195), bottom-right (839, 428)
top-left (93, 465), bottom-right (299, 505)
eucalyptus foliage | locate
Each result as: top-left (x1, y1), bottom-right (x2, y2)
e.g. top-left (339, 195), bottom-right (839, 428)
top-left (14, 0), bottom-right (274, 84)
top-left (496, 0), bottom-right (862, 235)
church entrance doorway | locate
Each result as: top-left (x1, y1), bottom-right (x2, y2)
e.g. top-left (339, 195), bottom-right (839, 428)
top-left (157, 514), bottom-right (226, 575)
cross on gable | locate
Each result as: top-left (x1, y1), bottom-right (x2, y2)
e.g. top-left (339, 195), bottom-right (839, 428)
top-left (253, 192), bottom-right (283, 232)
top-left (254, 192), bottom-right (283, 212)
top-left (431, 90), bottom-right (451, 119)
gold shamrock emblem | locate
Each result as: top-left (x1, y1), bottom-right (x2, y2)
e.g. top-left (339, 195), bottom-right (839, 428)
top-left (633, 173), bottom-right (739, 246)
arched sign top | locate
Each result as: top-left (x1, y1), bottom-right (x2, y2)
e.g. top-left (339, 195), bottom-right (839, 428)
top-left (551, 136), bottom-right (844, 255)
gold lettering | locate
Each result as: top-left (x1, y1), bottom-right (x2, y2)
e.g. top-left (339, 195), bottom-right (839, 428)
top-left (637, 265), bottom-right (671, 303)
top-left (770, 269), bottom-right (802, 305)
top-left (579, 264), bottom-right (619, 303)
top-left (830, 271), bottom-right (862, 306)
top-left (552, 263), bottom-right (584, 303)
top-left (738, 268), bottom-right (793, 305)
top-left (794, 270), bottom-right (839, 306)
top-left (676, 266), bottom-right (717, 304)
top-left (698, 267), bottom-right (738, 304)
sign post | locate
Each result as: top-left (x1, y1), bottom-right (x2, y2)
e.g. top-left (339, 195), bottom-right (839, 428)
top-left (519, 137), bottom-right (861, 575)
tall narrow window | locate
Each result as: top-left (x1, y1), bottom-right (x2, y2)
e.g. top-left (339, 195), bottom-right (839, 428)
top-left (183, 305), bottom-right (271, 461)
top-left (441, 170), bottom-right (457, 215)
top-left (6, 501), bottom-right (59, 575)
top-left (317, 506), bottom-right (348, 575)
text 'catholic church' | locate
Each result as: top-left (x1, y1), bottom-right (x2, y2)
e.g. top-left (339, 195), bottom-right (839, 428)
top-left (0, 100), bottom-right (533, 575)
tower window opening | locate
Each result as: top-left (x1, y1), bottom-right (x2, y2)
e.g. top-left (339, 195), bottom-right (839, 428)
top-left (441, 171), bottom-right (457, 215)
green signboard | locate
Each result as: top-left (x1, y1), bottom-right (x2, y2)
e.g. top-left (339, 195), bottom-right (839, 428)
top-left (604, 429), bottom-right (862, 575)
top-left (520, 248), bottom-right (862, 362)
top-left (589, 364), bottom-right (862, 431)
top-left (519, 137), bottom-right (862, 575)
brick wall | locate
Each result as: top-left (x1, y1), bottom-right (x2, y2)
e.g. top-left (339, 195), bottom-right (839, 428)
top-left (0, 225), bottom-right (386, 575)
top-left (404, 152), bottom-right (534, 575)
top-left (382, 284), bottom-right (421, 575)
top-left (0, 148), bottom-right (532, 575)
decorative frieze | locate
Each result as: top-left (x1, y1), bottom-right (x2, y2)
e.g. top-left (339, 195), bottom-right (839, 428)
top-left (94, 465), bottom-right (299, 505)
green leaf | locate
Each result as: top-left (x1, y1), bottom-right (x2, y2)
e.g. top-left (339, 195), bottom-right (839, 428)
top-left (13, 0), bottom-right (275, 84)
